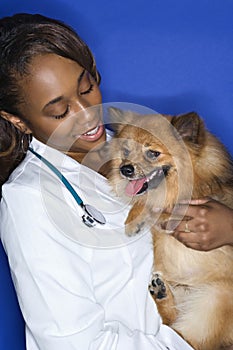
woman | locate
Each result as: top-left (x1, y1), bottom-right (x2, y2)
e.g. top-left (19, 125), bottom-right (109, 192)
top-left (0, 13), bottom-right (232, 350)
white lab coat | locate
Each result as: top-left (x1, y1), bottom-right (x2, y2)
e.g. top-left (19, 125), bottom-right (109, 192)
top-left (0, 136), bottom-right (193, 350)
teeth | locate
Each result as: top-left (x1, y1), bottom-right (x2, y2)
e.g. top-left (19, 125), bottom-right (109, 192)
top-left (148, 169), bottom-right (158, 181)
top-left (84, 126), bottom-right (99, 136)
top-left (148, 168), bottom-right (163, 181)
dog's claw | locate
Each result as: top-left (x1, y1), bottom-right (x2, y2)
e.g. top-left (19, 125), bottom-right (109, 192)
top-left (135, 222), bottom-right (145, 233)
top-left (149, 273), bottom-right (167, 299)
top-left (125, 221), bottom-right (145, 236)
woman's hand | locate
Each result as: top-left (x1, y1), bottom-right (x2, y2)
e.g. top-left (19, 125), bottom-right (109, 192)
top-left (165, 199), bottom-right (233, 251)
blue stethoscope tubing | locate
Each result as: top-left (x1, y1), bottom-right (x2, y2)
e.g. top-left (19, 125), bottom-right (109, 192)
top-left (29, 146), bottom-right (106, 227)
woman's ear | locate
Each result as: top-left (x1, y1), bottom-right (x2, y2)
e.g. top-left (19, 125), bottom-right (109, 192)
top-left (0, 111), bottom-right (32, 134)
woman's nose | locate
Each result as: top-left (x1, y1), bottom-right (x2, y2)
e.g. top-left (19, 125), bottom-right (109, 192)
top-left (73, 98), bottom-right (97, 124)
top-left (74, 95), bottom-right (92, 112)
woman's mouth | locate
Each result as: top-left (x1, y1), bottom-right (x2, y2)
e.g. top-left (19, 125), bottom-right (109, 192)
top-left (79, 124), bottom-right (105, 141)
top-left (84, 126), bottom-right (100, 136)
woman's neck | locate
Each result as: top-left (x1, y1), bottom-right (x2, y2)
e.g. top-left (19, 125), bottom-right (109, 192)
top-left (66, 151), bottom-right (86, 164)
top-left (66, 148), bottom-right (108, 176)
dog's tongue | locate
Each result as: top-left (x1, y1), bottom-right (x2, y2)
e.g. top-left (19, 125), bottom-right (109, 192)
top-left (125, 177), bottom-right (147, 196)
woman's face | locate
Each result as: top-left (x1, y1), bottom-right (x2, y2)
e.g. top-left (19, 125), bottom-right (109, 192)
top-left (18, 53), bottom-right (105, 157)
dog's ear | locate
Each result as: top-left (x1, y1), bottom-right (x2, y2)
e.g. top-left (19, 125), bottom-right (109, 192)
top-left (171, 112), bottom-right (206, 145)
top-left (107, 107), bottom-right (135, 134)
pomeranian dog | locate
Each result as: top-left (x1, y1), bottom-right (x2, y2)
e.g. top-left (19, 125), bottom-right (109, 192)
top-left (106, 107), bottom-right (233, 350)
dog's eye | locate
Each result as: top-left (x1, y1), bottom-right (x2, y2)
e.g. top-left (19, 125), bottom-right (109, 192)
top-left (146, 150), bottom-right (161, 159)
top-left (123, 148), bottom-right (130, 158)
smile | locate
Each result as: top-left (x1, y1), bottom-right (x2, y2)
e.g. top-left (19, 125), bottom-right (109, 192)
top-left (84, 126), bottom-right (100, 136)
top-left (75, 123), bottom-right (105, 142)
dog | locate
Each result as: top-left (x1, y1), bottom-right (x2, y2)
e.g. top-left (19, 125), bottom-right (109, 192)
top-left (106, 107), bottom-right (233, 350)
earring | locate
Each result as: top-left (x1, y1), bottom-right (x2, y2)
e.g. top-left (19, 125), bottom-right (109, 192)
top-left (20, 133), bottom-right (31, 154)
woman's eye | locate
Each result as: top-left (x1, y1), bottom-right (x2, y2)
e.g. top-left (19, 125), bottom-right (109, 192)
top-left (53, 106), bottom-right (70, 120)
top-left (80, 83), bottom-right (94, 95)
top-left (79, 71), bottom-right (94, 95)
top-left (146, 150), bottom-right (161, 159)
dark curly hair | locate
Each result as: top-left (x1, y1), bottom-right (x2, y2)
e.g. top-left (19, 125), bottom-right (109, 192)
top-left (0, 13), bottom-right (100, 191)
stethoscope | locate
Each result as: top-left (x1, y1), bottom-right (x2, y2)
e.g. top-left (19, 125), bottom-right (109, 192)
top-left (29, 147), bottom-right (106, 228)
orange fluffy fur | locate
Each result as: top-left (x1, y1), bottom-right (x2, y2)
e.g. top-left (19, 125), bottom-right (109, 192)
top-left (106, 107), bottom-right (233, 350)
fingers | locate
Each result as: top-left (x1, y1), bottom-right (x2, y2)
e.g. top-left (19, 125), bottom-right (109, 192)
top-left (165, 203), bottom-right (204, 218)
top-left (175, 215), bottom-right (208, 234)
top-left (172, 230), bottom-right (212, 251)
top-left (179, 197), bottom-right (211, 205)
top-left (166, 199), bottom-right (233, 251)
top-left (161, 219), bottom-right (186, 231)
top-left (163, 203), bottom-right (210, 235)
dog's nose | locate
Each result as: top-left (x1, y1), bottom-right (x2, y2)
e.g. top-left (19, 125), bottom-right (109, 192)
top-left (120, 164), bottom-right (135, 177)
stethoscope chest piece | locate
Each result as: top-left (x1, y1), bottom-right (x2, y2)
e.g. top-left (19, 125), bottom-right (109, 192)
top-left (82, 204), bottom-right (106, 227)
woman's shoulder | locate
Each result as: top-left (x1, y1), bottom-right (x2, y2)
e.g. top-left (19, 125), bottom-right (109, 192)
top-left (3, 138), bottom-right (72, 188)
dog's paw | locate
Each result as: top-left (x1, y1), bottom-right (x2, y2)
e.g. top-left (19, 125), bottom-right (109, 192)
top-left (149, 272), bottom-right (167, 299)
top-left (125, 221), bottom-right (145, 236)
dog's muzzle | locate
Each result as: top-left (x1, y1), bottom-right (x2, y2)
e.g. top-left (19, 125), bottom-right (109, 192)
top-left (120, 164), bottom-right (171, 196)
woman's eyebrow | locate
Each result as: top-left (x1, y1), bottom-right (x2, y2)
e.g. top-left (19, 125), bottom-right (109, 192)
top-left (43, 69), bottom-right (86, 110)
top-left (44, 96), bottom-right (63, 109)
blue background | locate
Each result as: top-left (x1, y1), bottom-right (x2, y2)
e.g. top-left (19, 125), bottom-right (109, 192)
top-left (0, 0), bottom-right (232, 348)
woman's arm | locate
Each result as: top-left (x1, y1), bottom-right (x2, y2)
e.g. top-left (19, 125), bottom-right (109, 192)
top-left (0, 185), bottom-right (193, 350)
